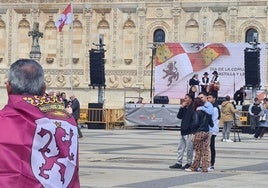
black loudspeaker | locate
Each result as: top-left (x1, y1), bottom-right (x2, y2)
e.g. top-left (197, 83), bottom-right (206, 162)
top-left (89, 50), bottom-right (105, 86)
top-left (88, 103), bottom-right (105, 129)
top-left (153, 96), bottom-right (169, 104)
top-left (244, 51), bottom-right (260, 86)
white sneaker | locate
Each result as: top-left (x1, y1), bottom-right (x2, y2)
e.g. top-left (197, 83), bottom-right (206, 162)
top-left (221, 139), bottom-right (226, 142)
top-left (208, 166), bottom-right (214, 172)
top-left (197, 167), bottom-right (202, 172)
top-left (185, 168), bottom-right (194, 172)
top-left (226, 139), bottom-right (233, 142)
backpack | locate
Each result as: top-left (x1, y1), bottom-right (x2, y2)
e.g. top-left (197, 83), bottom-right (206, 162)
top-left (251, 103), bottom-right (261, 115)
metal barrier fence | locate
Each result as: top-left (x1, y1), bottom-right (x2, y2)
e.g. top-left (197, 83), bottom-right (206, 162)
top-left (78, 108), bottom-right (251, 129)
top-left (78, 108), bottom-right (125, 130)
top-left (238, 111), bottom-right (250, 126)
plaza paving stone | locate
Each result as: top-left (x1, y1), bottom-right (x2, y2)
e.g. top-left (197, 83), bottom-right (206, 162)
top-left (78, 128), bottom-right (268, 188)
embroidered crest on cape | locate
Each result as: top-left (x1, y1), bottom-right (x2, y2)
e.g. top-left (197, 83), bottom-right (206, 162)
top-left (32, 118), bottom-right (77, 188)
top-left (23, 96), bottom-right (71, 118)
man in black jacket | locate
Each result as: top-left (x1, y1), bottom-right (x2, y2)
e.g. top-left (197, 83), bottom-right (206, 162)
top-left (169, 93), bottom-right (194, 169)
top-left (70, 94), bottom-right (83, 138)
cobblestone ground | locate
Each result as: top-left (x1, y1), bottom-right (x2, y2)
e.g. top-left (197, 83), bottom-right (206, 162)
top-left (78, 128), bottom-right (268, 188)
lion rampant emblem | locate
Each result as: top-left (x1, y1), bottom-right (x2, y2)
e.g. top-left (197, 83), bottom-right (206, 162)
top-left (32, 118), bottom-right (77, 187)
top-left (162, 61), bottom-right (179, 86)
top-left (38, 121), bottom-right (74, 183)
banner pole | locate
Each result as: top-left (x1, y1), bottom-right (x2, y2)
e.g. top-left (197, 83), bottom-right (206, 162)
top-left (70, 0), bottom-right (74, 92)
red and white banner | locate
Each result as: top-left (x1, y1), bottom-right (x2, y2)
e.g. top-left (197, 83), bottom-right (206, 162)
top-left (55, 4), bottom-right (73, 32)
top-left (154, 43), bottom-right (266, 99)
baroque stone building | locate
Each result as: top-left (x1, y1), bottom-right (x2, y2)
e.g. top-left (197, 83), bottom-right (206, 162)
top-left (0, 0), bottom-right (267, 108)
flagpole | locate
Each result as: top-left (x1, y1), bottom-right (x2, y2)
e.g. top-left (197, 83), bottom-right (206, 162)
top-left (70, 0), bottom-right (74, 92)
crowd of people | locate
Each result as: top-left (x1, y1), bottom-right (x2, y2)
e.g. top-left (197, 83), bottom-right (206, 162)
top-left (170, 88), bottom-right (268, 173)
top-left (189, 71), bottom-right (248, 106)
top-left (45, 90), bottom-right (83, 138)
top-left (189, 71), bottom-right (220, 99)
top-left (1, 58), bottom-right (267, 186)
top-left (170, 92), bottom-right (220, 172)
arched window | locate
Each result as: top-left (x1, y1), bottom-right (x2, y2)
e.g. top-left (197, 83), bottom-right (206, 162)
top-left (153, 29), bottom-right (165, 42)
top-left (245, 28), bottom-right (258, 42)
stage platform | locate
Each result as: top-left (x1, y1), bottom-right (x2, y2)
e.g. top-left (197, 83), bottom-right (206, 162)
top-left (125, 103), bottom-right (181, 127)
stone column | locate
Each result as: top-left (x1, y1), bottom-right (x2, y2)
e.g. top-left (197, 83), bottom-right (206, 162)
top-left (228, 6), bottom-right (238, 42)
top-left (112, 7), bottom-right (118, 65)
top-left (84, 7), bottom-right (93, 83)
top-left (136, 4), bottom-right (146, 86)
top-left (171, 4), bottom-right (181, 42)
top-left (7, 9), bottom-right (12, 65)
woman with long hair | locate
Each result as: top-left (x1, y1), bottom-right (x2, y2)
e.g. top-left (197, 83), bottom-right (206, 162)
top-left (185, 97), bottom-right (211, 172)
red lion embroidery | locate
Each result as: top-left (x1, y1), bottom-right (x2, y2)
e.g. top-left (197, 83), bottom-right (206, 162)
top-left (38, 121), bottom-right (74, 183)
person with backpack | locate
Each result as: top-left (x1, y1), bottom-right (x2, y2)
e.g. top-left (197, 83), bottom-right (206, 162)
top-left (248, 97), bottom-right (263, 134)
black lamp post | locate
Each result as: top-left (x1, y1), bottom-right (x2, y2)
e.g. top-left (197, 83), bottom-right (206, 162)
top-left (150, 44), bottom-right (157, 103)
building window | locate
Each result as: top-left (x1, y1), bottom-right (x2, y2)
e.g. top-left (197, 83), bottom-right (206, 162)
top-left (153, 29), bottom-right (165, 42)
top-left (245, 28), bottom-right (258, 42)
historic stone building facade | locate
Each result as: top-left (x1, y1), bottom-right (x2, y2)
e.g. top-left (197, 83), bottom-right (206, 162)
top-left (0, 0), bottom-right (267, 108)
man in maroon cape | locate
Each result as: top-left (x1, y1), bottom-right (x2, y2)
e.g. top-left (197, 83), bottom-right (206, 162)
top-left (0, 59), bottom-right (80, 187)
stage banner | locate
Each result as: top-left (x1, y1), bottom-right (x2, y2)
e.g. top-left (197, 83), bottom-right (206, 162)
top-left (125, 104), bottom-right (180, 126)
top-left (155, 43), bottom-right (266, 99)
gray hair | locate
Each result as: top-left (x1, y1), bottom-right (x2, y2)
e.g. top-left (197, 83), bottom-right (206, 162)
top-left (8, 59), bottom-right (44, 95)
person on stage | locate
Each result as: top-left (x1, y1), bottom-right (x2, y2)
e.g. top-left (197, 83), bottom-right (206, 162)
top-left (210, 71), bottom-right (220, 98)
top-left (200, 72), bottom-right (210, 94)
top-left (233, 87), bottom-right (247, 105)
top-left (189, 74), bottom-right (200, 97)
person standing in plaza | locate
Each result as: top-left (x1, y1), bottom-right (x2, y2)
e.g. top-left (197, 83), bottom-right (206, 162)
top-left (254, 98), bottom-right (268, 139)
top-left (169, 93), bottom-right (194, 170)
top-left (248, 97), bottom-right (263, 134)
top-left (0, 59), bottom-right (80, 187)
top-left (220, 95), bottom-right (238, 142)
top-left (185, 97), bottom-right (211, 172)
top-left (61, 91), bottom-right (69, 107)
top-left (207, 93), bottom-right (220, 171)
top-left (193, 92), bottom-right (214, 171)
top-left (70, 94), bottom-right (83, 138)
top-left (136, 97), bottom-right (143, 104)
top-left (197, 92), bottom-right (214, 115)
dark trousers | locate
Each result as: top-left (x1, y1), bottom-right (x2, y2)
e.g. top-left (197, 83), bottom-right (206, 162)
top-left (210, 135), bottom-right (216, 166)
top-left (254, 127), bottom-right (268, 138)
top-left (76, 119), bottom-right (83, 137)
top-left (250, 115), bottom-right (260, 133)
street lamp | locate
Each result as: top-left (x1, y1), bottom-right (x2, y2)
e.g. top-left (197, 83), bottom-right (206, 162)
top-left (150, 44), bottom-right (157, 103)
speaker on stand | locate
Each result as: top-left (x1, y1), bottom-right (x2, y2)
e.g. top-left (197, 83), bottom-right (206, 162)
top-left (244, 50), bottom-right (260, 87)
top-left (89, 50), bottom-right (105, 86)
